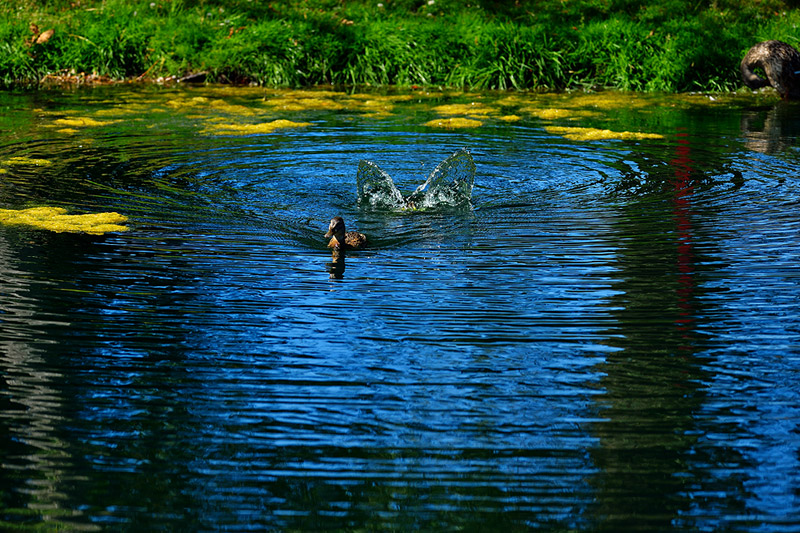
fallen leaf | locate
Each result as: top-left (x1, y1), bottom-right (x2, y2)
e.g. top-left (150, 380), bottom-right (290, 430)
top-left (36, 29), bottom-right (54, 44)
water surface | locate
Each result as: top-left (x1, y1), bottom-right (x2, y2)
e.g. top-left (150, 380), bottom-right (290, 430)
top-left (1, 85), bottom-right (800, 531)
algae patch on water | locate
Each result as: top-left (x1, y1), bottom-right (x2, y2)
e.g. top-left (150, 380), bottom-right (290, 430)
top-left (166, 96), bottom-right (212, 109)
top-left (432, 102), bottom-right (496, 117)
top-left (54, 117), bottom-right (117, 128)
top-left (0, 207), bottom-right (129, 234)
top-left (526, 108), bottom-right (577, 120)
top-left (50, 116), bottom-right (120, 134)
top-left (165, 96), bottom-right (257, 116)
top-left (545, 126), bottom-right (663, 141)
top-left (424, 117), bottom-right (483, 129)
top-left (263, 91), bottom-right (419, 117)
top-left (266, 96), bottom-right (345, 112)
top-left (4, 156), bottom-right (54, 167)
top-left (201, 119), bottom-right (312, 135)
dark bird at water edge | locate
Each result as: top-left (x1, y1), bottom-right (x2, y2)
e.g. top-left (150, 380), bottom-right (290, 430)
top-left (741, 40), bottom-right (800, 99)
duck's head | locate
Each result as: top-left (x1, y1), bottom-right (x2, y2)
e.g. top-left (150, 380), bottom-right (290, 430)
top-left (325, 216), bottom-right (346, 246)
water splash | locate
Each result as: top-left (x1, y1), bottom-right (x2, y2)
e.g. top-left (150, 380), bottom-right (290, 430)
top-left (407, 148), bottom-right (476, 209)
top-left (357, 148), bottom-right (475, 210)
top-left (356, 160), bottom-right (406, 209)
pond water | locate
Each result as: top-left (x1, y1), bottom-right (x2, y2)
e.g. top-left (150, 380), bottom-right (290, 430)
top-left (1, 84), bottom-right (800, 531)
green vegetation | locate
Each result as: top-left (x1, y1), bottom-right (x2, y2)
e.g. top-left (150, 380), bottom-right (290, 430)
top-left (1, 0), bottom-right (799, 91)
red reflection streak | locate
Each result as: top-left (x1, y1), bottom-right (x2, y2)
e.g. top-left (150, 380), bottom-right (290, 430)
top-left (671, 131), bottom-right (694, 338)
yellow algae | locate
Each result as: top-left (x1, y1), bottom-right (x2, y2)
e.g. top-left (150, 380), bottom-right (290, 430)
top-left (424, 117), bottom-right (483, 129)
top-left (54, 117), bottom-right (117, 127)
top-left (4, 156), bottom-right (53, 166)
top-left (264, 89), bottom-right (341, 99)
top-left (265, 96), bottom-right (345, 111)
top-left (347, 93), bottom-right (381, 100)
top-left (208, 99), bottom-right (257, 116)
top-left (444, 91), bottom-right (483, 100)
top-left (558, 92), bottom-right (654, 110)
top-left (499, 114), bottom-right (522, 122)
top-left (263, 91), bottom-right (430, 114)
top-left (0, 207), bottom-right (129, 234)
top-left (527, 108), bottom-right (573, 120)
top-left (432, 103), bottom-right (496, 116)
top-left (263, 100), bottom-right (306, 112)
top-left (494, 95), bottom-right (528, 107)
top-left (545, 126), bottom-right (663, 141)
top-left (168, 95), bottom-right (260, 115)
top-left (37, 108), bottom-right (84, 117)
top-left (354, 98), bottom-right (392, 109)
top-left (201, 119), bottom-right (312, 135)
top-left (93, 101), bottom-right (155, 117)
top-left (94, 108), bottom-right (129, 117)
top-left (0, 169), bottom-right (6, 174)
top-left (385, 94), bottom-right (414, 102)
top-left (520, 107), bottom-right (601, 120)
top-left (204, 86), bottom-right (267, 99)
top-left (57, 128), bottom-right (80, 135)
top-left (166, 96), bottom-right (210, 109)
top-left (348, 93), bottom-right (414, 103)
top-left (349, 98), bottom-right (395, 116)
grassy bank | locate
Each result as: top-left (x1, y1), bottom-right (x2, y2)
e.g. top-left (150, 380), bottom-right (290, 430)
top-left (1, 0), bottom-right (799, 91)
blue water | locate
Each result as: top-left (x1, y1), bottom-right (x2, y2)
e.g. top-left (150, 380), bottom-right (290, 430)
top-left (1, 86), bottom-right (800, 531)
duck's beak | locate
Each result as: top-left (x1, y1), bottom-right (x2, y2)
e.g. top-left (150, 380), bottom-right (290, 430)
top-left (324, 228), bottom-right (334, 238)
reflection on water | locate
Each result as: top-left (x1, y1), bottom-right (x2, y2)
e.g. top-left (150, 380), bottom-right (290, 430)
top-left (326, 248), bottom-right (346, 279)
top-left (1, 86), bottom-right (800, 531)
top-left (741, 101), bottom-right (800, 154)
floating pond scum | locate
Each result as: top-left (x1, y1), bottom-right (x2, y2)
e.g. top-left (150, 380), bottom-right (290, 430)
top-left (201, 119), bottom-right (312, 136)
top-left (3, 156), bottom-right (53, 166)
top-left (0, 207), bottom-right (129, 234)
top-left (423, 117), bottom-right (484, 129)
top-left (545, 125), bottom-right (665, 141)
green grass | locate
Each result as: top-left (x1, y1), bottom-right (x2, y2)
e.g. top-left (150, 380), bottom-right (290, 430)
top-left (0, 0), bottom-right (797, 91)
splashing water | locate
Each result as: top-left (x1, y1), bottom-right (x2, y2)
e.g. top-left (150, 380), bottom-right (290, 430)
top-left (356, 159), bottom-right (406, 209)
top-left (357, 148), bottom-right (476, 210)
top-left (408, 148), bottom-right (476, 209)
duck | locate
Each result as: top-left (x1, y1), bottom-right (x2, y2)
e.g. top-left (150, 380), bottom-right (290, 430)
top-left (325, 216), bottom-right (367, 250)
top-left (741, 40), bottom-right (800, 99)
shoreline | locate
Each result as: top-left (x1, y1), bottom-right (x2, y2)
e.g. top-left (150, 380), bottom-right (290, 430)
top-left (3, 0), bottom-right (799, 93)
top-left (17, 70), bottom-right (786, 103)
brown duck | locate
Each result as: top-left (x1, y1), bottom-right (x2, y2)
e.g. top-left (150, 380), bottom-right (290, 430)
top-left (741, 40), bottom-right (800, 99)
top-left (325, 216), bottom-right (367, 250)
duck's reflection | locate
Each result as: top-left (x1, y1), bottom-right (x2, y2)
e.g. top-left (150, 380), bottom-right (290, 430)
top-left (741, 102), bottom-right (800, 154)
top-left (326, 248), bottom-right (346, 279)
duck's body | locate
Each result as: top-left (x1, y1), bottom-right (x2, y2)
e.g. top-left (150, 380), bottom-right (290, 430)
top-left (741, 40), bottom-right (800, 99)
top-left (325, 216), bottom-right (367, 250)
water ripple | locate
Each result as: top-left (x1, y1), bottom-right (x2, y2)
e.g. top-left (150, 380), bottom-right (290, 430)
top-left (1, 87), bottom-right (800, 530)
